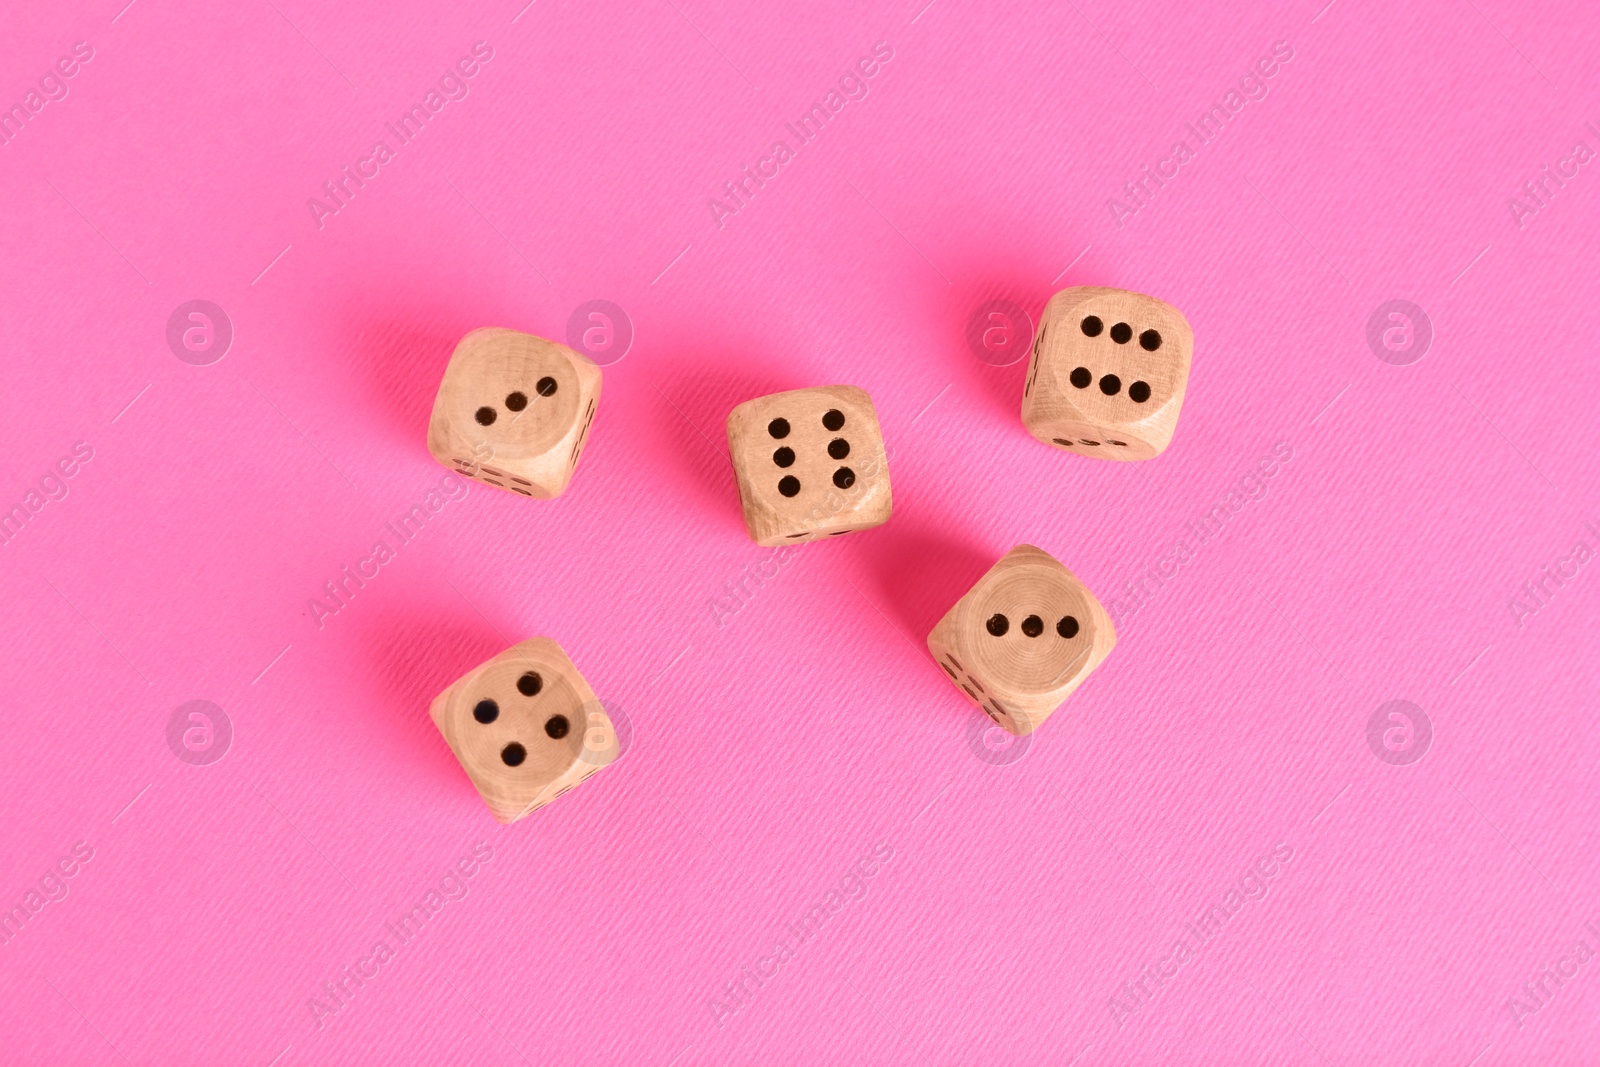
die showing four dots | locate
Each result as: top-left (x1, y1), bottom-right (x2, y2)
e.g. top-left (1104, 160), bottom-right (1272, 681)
top-left (424, 286), bottom-right (1188, 819)
top-left (429, 638), bottom-right (619, 823)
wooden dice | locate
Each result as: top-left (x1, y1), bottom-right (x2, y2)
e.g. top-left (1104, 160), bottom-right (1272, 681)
top-left (727, 386), bottom-right (892, 545)
top-left (429, 638), bottom-right (619, 823)
top-left (428, 327), bottom-right (601, 498)
top-left (1023, 287), bottom-right (1193, 460)
top-left (928, 545), bottom-right (1115, 735)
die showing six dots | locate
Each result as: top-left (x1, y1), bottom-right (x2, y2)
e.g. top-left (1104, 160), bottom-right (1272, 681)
top-left (1073, 315), bottom-right (1156, 404)
top-left (769, 408), bottom-right (856, 497)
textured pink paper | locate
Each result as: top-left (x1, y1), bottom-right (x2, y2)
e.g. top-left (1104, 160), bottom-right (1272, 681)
top-left (1, 0), bottom-right (1598, 1063)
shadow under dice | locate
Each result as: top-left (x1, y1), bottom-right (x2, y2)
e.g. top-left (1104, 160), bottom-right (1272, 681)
top-left (430, 638), bottom-right (619, 823)
top-left (427, 327), bottom-right (602, 498)
top-left (927, 545), bottom-right (1116, 735)
top-left (1022, 286), bottom-right (1193, 461)
top-left (727, 385), bottom-right (892, 545)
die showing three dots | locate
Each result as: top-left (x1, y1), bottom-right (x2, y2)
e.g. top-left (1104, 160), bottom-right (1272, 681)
top-left (473, 376), bottom-right (558, 427)
top-left (424, 285), bottom-right (1193, 820)
top-left (984, 612), bottom-right (1079, 639)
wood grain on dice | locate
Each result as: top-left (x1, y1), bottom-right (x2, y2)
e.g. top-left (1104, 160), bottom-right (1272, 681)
top-left (927, 545), bottom-right (1115, 735)
top-left (427, 327), bottom-right (601, 498)
top-left (429, 638), bottom-right (619, 823)
top-left (726, 385), bottom-right (892, 545)
top-left (1023, 287), bottom-right (1193, 460)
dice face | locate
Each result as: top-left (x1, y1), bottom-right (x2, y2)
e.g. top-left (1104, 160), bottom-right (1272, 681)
top-left (429, 638), bottom-right (618, 823)
top-left (427, 328), bottom-right (601, 498)
top-left (726, 385), bottom-right (892, 545)
top-left (1023, 287), bottom-right (1192, 461)
top-left (928, 545), bottom-right (1115, 735)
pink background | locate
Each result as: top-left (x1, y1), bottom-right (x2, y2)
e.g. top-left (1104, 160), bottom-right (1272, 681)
top-left (2, 0), bottom-right (1598, 1063)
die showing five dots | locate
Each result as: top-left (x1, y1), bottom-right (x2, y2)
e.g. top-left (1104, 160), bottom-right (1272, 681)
top-left (426, 284), bottom-right (1187, 818)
